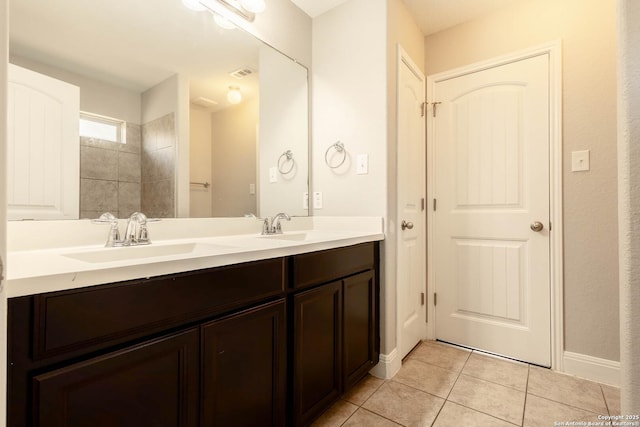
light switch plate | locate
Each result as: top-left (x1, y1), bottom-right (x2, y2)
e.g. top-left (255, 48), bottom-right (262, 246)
top-left (356, 154), bottom-right (369, 175)
top-left (572, 150), bottom-right (590, 172)
top-left (249, 183), bottom-right (256, 195)
top-left (313, 191), bottom-right (323, 209)
top-left (269, 167), bottom-right (278, 183)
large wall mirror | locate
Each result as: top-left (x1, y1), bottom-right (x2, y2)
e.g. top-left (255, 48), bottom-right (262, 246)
top-left (8, 0), bottom-right (309, 220)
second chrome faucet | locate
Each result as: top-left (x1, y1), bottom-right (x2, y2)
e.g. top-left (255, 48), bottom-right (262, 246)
top-left (94, 212), bottom-right (153, 247)
top-left (262, 213), bottom-right (291, 235)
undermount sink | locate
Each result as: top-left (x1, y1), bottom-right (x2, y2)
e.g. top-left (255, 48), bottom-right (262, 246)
top-left (63, 242), bottom-right (231, 263)
top-left (258, 232), bottom-right (309, 241)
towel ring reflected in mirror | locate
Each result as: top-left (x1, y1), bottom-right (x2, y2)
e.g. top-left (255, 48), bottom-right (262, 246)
top-left (325, 141), bottom-right (347, 169)
top-left (278, 150), bottom-right (295, 174)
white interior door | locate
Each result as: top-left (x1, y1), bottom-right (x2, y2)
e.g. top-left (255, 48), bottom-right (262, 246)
top-left (431, 54), bottom-right (551, 366)
top-left (397, 47), bottom-right (426, 360)
top-left (7, 64), bottom-right (79, 220)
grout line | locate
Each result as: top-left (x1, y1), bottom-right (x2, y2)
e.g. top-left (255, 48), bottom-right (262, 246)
top-left (599, 384), bottom-right (611, 416)
top-left (441, 400), bottom-right (520, 426)
top-left (520, 364), bottom-right (530, 426)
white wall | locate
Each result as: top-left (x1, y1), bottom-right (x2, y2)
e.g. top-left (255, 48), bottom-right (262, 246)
top-left (259, 45), bottom-right (308, 217)
top-left (311, 0), bottom-right (387, 217)
top-left (211, 98), bottom-right (258, 217)
top-left (617, 0), bottom-right (640, 413)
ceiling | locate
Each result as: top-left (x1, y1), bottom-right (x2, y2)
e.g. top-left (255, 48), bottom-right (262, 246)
top-left (291, 0), bottom-right (528, 36)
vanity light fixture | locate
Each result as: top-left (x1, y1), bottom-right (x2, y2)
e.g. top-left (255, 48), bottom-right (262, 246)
top-left (227, 86), bottom-right (242, 104)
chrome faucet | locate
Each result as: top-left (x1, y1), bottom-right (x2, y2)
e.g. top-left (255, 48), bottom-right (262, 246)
top-left (122, 212), bottom-right (151, 246)
top-left (262, 212), bottom-right (291, 235)
top-left (93, 212), bottom-right (153, 247)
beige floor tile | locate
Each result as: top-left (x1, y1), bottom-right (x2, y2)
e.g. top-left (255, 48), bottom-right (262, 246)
top-left (601, 384), bottom-right (621, 415)
top-left (343, 375), bottom-right (385, 406)
top-left (343, 408), bottom-right (402, 427)
top-left (523, 394), bottom-right (601, 426)
top-left (528, 366), bottom-right (609, 414)
top-left (392, 359), bottom-right (459, 398)
top-left (409, 340), bottom-right (471, 372)
top-left (362, 381), bottom-right (444, 427)
top-left (311, 400), bottom-right (358, 427)
top-left (448, 374), bottom-right (525, 425)
top-left (433, 401), bottom-right (519, 427)
top-left (462, 352), bottom-right (529, 391)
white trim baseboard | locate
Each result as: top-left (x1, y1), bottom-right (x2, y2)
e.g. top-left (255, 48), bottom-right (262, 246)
top-left (563, 351), bottom-right (620, 386)
top-left (369, 348), bottom-right (402, 380)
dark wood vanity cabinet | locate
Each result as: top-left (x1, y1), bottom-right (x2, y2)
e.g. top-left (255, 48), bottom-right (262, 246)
top-left (201, 300), bottom-right (286, 427)
top-left (293, 281), bottom-right (343, 426)
top-left (7, 242), bottom-right (379, 427)
top-left (292, 243), bottom-right (380, 426)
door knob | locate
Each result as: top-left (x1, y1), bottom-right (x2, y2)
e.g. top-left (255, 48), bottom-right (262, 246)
top-left (401, 220), bottom-right (414, 230)
top-left (530, 221), bottom-right (544, 232)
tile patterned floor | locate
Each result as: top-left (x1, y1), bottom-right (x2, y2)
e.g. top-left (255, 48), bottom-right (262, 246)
top-left (312, 340), bottom-right (621, 427)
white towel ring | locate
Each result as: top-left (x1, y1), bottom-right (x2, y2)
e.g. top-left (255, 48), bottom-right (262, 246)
top-left (325, 141), bottom-right (346, 169)
top-left (278, 150), bottom-right (295, 174)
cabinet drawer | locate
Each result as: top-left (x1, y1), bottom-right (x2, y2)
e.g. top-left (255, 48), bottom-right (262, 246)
top-left (292, 242), bottom-right (375, 290)
top-left (32, 258), bottom-right (285, 360)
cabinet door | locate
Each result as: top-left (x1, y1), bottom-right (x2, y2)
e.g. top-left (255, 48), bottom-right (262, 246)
top-left (293, 281), bottom-right (342, 426)
top-left (202, 299), bottom-right (286, 427)
top-left (33, 328), bottom-right (199, 427)
top-left (343, 270), bottom-right (378, 390)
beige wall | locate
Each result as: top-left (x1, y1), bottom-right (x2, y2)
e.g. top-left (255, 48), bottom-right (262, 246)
top-left (424, 0), bottom-right (619, 361)
top-left (211, 97), bottom-right (258, 217)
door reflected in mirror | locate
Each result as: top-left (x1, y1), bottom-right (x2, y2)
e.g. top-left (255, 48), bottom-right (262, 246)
top-left (8, 0), bottom-right (309, 220)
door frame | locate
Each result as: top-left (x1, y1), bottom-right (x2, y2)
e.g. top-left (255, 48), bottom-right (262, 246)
top-left (425, 41), bottom-right (564, 370)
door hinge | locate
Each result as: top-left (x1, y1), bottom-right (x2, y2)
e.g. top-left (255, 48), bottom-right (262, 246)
top-left (421, 198), bottom-right (425, 212)
top-left (420, 102), bottom-right (426, 117)
top-left (433, 198), bottom-right (437, 211)
top-left (433, 292), bottom-right (437, 306)
top-left (0, 255), bottom-right (3, 282)
top-left (432, 101), bottom-right (442, 118)
top-left (549, 222), bottom-right (552, 231)
top-left (421, 292), bottom-right (425, 306)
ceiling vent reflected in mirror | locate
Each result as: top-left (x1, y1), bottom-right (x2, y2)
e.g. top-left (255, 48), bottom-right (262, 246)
top-left (230, 67), bottom-right (255, 79)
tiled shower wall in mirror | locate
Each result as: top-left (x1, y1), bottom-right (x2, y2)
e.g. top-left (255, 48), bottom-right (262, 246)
top-left (141, 113), bottom-right (176, 218)
top-left (79, 113), bottom-right (177, 220)
top-left (79, 123), bottom-right (142, 219)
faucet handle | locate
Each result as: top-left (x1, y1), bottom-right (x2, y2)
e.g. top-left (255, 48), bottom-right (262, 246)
top-left (92, 213), bottom-right (122, 247)
top-left (262, 217), bottom-right (273, 235)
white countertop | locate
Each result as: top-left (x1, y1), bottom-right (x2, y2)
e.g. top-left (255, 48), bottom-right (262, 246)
top-left (7, 217), bottom-right (385, 297)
